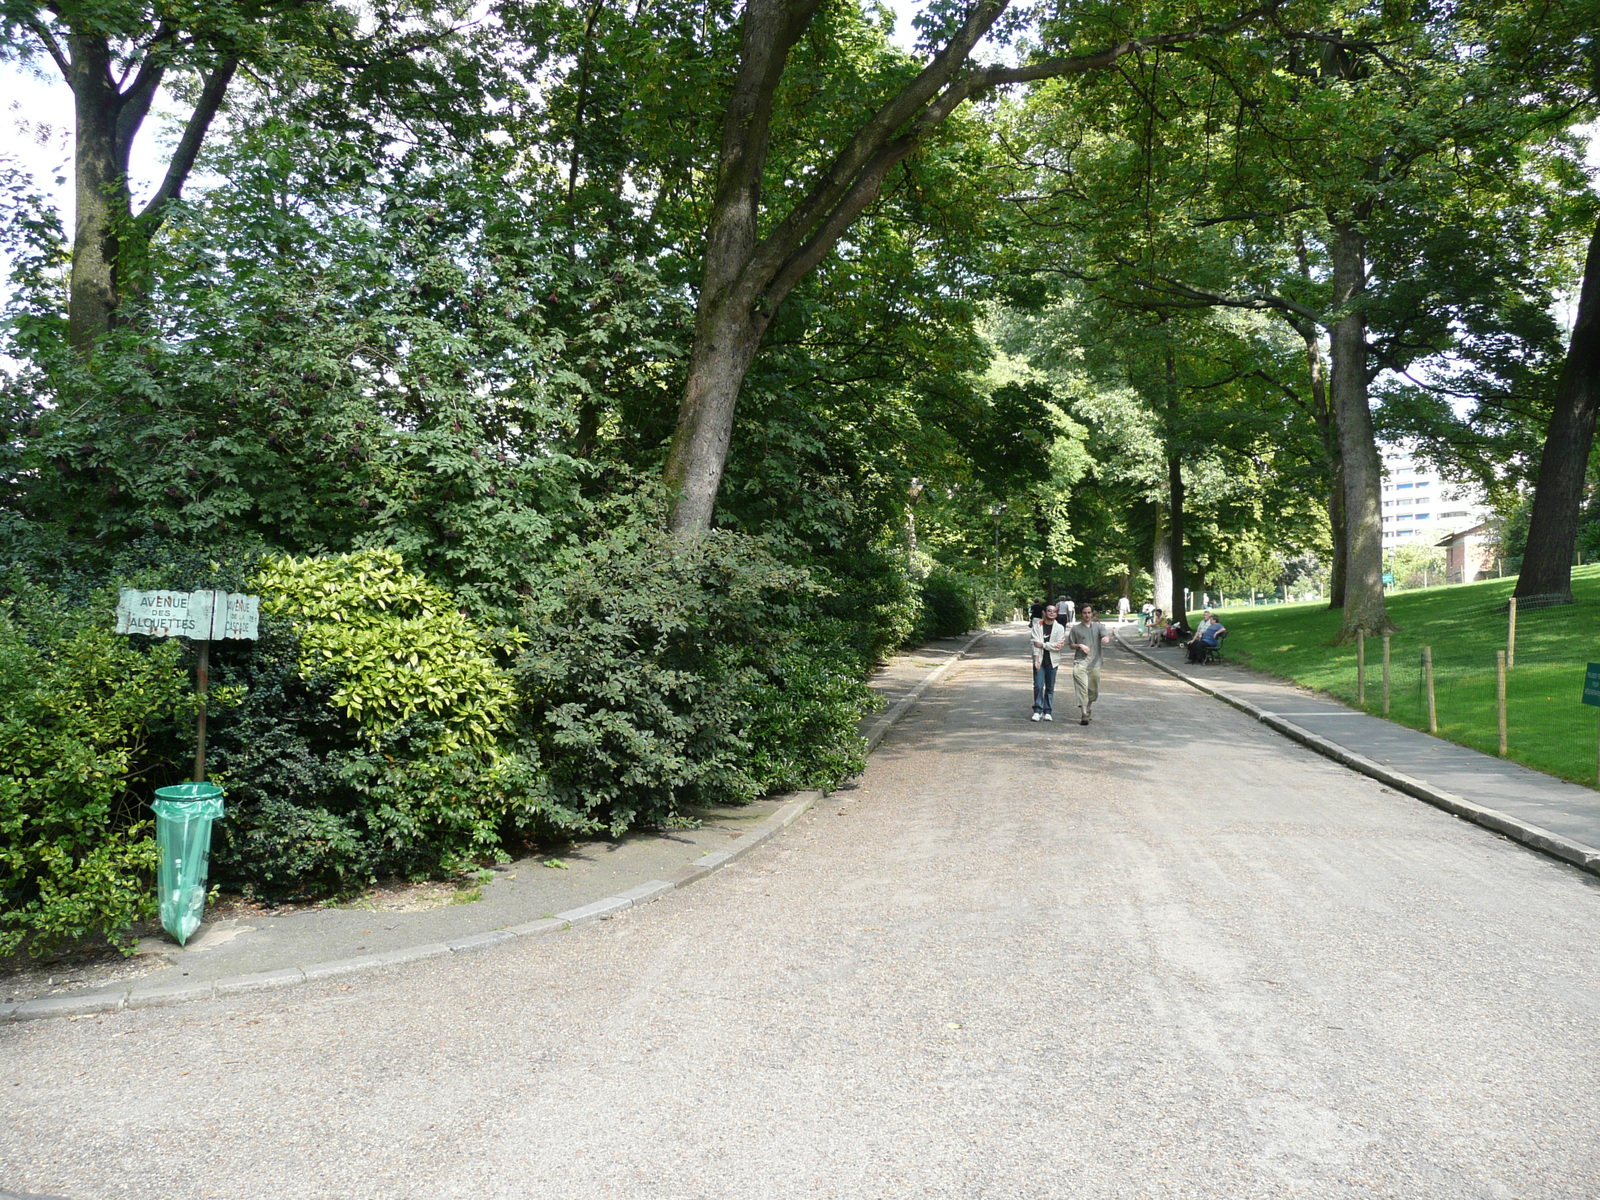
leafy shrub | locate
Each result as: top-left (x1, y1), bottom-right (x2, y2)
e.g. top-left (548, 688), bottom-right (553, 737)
top-left (516, 513), bottom-right (872, 834)
top-left (0, 585), bottom-right (186, 955)
top-left (254, 550), bottom-right (518, 754)
top-left (200, 550), bottom-right (581, 899)
top-left (814, 538), bottom-right (921, 666)
top-left (916, 563), bottom-right (982, 641)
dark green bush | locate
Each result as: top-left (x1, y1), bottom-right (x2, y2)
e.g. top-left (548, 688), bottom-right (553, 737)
top-left (516, 515), bottom-right (872, 833)
top-left (204, 551), bottom-right (587, 900)
top-left (916, 564), bottom-right (982, 641)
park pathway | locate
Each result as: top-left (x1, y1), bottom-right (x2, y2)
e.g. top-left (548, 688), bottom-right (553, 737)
top-left (6, 627), bottom-right (1600, 1199)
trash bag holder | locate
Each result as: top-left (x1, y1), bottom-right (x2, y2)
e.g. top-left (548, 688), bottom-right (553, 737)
top-left (152, 782), bottom-right (225, 945)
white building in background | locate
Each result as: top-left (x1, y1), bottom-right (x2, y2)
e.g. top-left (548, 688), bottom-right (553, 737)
top-left (1378, 445), bottom-right (1492, 548)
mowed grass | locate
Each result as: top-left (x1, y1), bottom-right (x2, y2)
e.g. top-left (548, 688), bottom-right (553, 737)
top-left (1213, 565), bottom-right (1600, 789)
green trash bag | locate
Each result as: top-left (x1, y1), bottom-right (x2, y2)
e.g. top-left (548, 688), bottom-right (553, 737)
top-left (151, 783), bottom-right (225, 945)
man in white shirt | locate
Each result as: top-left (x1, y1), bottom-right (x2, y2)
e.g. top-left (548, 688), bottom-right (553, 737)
top-left (1029, 603), bottom-right (1068, 722)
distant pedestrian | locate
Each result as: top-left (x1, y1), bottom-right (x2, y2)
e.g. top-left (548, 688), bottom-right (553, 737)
top-left (1067, 603), bottom-right (1111, 725)
top-left (1059, 596), bottom-right (1075, 624)
top-left (1029, 603), bottom-right (1068, 722)
top-left (1117, 596), bottom-right (1131, 622)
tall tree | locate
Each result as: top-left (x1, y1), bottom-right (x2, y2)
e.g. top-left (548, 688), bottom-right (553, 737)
top-left (1515, 218), bottom-right (1600, 603)
top-left (0, 0), bottom-right (464, 350)
top-left (660, 0), bottom-right (1281, 536)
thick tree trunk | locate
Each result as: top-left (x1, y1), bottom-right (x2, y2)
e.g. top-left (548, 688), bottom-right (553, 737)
top-left (1327, 459), bottom-right (1348, 607)
top-left (1152, 503), bottom-right (1173, 616)
top-left (1329, 222), bottom-right (1395, 638)
top-left (658, 0), bottom-right (1278, 535)
top-left (67, 33), bottom-right (131, 350)
top-left (1514, 216), bottom-right (1600, 604)
top-left (662, 302), bottom-right (769, 535)
top-left (1167, 450), bottom-right (1188, 625)
top-left (1298, 324), bottom-right (1346, 608)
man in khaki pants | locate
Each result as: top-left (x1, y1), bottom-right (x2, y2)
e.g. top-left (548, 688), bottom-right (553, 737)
top-left (1067, 603), bottom-right (1112, 725)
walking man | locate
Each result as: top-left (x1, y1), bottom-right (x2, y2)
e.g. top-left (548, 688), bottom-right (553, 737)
top-left (1067, 602), bottom-right (1111, 725)
top-left (1029, 603), bottom-right (1068, 722)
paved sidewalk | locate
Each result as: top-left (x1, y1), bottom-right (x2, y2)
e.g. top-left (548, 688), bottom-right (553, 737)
top-left (1, 632), bottom-right (987, 1020)
top-left (1119, 627), bottom-right (1600, 876)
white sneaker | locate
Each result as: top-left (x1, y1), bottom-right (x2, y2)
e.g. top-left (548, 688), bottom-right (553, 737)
top-left (1043, 713), bottom-right (1054, 722)
top-left (1030, 712), bottom-right (1042, 722)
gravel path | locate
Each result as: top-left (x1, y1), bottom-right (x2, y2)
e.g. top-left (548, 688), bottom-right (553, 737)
top-left (6, 628), bottom-right (1600, 1200)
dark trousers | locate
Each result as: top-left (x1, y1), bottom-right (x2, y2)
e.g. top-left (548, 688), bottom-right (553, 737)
top-left (1032, 663), bottom-right (1058, 714)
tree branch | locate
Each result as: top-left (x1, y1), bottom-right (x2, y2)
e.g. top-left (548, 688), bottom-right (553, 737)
top-left (750, 0), bottom-right (1009, 285)
top-left (115, 24), bottom-right (181, 159)
top-left (748, 0), bottom-right (1286, 311)
top-left (136, 56), bottom-right (238, 230)
top-left (20, 14), bottom-right (71, 80)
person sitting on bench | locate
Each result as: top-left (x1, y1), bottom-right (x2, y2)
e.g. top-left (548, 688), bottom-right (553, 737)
top-left (1145, 608), bottom-right (1165, 646)
top-left (1187, 616), bottom-right (1226, 663)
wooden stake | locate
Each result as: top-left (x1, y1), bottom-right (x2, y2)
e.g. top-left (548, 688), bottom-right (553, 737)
top-left (1423, 646), bottom-right (1437, 734)
top-left (1356, 632), bottom-right (1366, 706)
top-left (193, 639), bottom-right (210, 783)
top-left (1382, 635), bottom-right (1391, 715)
top-left (1496, 650), bottom-right (1507, 756)
top-left (1507, 596), bottom-right (1517, 670)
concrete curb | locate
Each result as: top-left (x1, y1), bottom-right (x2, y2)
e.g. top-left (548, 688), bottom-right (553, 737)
top-left (6, 629), bottom-right (993, 1024)
top-left (861, 627), bottom-right (992, 753)
top-left (1116, 631), bottom-right (1600, 877)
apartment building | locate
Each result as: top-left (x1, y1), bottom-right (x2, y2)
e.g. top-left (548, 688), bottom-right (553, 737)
top-left (1379, 446), bottom-right (1492, 547)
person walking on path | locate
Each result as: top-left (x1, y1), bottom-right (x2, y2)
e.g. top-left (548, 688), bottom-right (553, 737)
top-left (1068, 603), bottom-right (1111, 724)
top-left (1117, 596), bottom-right (1131, 622)
top-left (1029, 603), bottom-right (1068, 722)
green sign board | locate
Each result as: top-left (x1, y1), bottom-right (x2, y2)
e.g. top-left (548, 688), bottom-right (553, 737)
top-left (1382, 573), bottom-right (1395, 585)
top-left (1584, 663), bottom-right (1600, 707)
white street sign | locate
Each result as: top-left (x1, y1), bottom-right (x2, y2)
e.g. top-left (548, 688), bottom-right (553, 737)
top-left (115, 589), bottom-right (260, 639)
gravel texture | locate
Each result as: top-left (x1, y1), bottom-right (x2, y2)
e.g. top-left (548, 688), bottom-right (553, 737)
top-left (5, 628), bottom-right (1600, 1200)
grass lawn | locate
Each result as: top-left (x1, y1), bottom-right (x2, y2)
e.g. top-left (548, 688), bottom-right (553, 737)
top-left (1212, 565), bottom-right (1600, 789)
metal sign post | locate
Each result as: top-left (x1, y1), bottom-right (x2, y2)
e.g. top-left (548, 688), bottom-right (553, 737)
top-left (114, 589), bottom-right (260, 781)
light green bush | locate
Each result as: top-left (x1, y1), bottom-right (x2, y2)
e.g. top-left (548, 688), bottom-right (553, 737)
top-left (253, 549), bottom-right (518, 753)
top-left (0, 593), bottom-right (186, 955)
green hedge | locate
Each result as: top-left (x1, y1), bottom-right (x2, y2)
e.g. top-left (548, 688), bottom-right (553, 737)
top-left (0, 586), bottom-right (185, 955)
top-left (0, 526), bottom-right (883, 952)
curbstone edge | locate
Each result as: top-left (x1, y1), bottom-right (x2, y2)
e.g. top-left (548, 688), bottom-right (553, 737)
top-left (13, 990), bottom-right (127, 1022)
top-left (3, 632), bottom-right (969, 1021)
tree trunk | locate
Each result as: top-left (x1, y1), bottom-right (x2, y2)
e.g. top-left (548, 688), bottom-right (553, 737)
top-left (662, 301), bottom-right (771, 536)
top-left (67, 32), bottom-right (131, 351)
top-left (1297, 323), bottom-right (1346, 609)
top-left (1327, 459), bottom-right (1348, 608)
top-left (1152, 503), bottom-right (1173, 617)
top-left (1515, 215), bottom-right (1600, 604)
top-left (1329, 222), bottom-right (1395, 638)
top-left (658, 0), bottom-right (1280, 535)
top-left (1167, 449), bottom-right (1188, 626)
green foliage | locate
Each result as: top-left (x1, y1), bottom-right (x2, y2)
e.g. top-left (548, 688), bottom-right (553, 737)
top-left (1387, 543), bottom-right (1447, 590)
top-left (916, 563), bottom-right (983, 641)
top-left (0, 584), bottom-right (186, 955)
top-left (253, 550), bottom-right (518, 755)
top-left (515, 508), bottom-right (872, 833)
